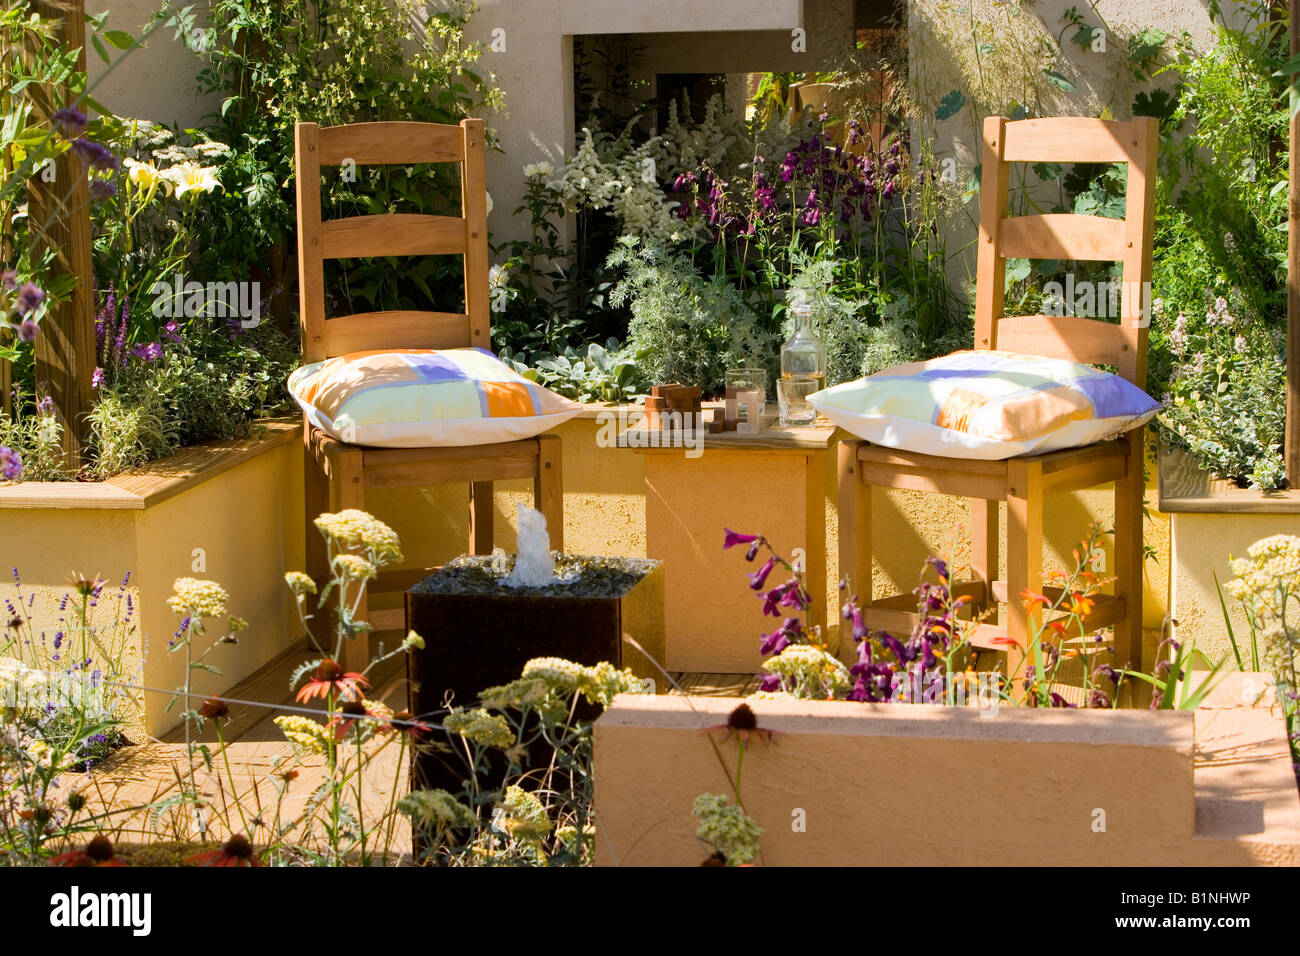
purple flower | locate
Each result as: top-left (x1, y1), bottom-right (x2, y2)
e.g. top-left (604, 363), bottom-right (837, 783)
top-left (129, 341), bottom-right (162, 362)
top-left (17, 318), bottom-right (38, 343)
top-left (161, 319), bottom-right (181, 343)
top-left (723, 529), bottom-right (759, 551)
top-left (0, 270), bottom-right (14, 289)
top-left (89, 179), bottom-right (116, 201)
top-left (0, 445), bottom-right (21, 481)
top-left (71, 137), bottom-right (119, 172)
top-left (53, 107), bottom-right (88, 139)
top-left (36, 395), bottom-right (54, 414)
top-left (748, 556), bottom-right (777, 591)
top-left (91, 367), bottom-right (104, 390)
top-left (16, 281), bottom-right (43, 316)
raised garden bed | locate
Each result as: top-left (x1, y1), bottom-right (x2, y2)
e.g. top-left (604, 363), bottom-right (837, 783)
top-left (0, 419), bottom-right (305, 738)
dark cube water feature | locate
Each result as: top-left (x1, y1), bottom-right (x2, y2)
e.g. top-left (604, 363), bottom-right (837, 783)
top-left (407, 553), bottom-right (664, 791)
top-left (407, 552), bottom-right (664, 711)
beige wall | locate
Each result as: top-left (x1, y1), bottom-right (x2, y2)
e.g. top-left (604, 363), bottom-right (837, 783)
top-left (0, 436), bottom-right (305, 739)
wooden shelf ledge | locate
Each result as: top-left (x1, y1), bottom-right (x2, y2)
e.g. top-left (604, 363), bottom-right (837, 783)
top-left (0, 418), bottom-right (302, 511)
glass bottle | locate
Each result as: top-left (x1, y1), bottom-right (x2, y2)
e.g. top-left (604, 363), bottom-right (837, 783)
top-left (781, 299), bottom-right (827, 393)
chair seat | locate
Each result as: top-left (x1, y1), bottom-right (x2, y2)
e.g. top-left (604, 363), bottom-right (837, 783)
top-left (850, 437), bottom-right (1131, 500)
top-left (307, 424), bottom-right (545, 489)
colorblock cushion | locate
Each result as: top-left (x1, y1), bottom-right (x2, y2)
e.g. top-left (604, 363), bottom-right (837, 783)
top-left (809, 350), bottom-right (1160, 460)
top-left (289, 348), bottom-right (580, 448)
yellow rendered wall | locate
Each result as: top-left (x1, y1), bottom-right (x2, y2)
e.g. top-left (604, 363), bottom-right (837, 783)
top-left (1170, 512), bottom-right (1300, 666)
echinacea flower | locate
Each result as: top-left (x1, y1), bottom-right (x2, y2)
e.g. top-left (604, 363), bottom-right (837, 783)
top-left (188, 834), bottom-right (261, 867)
top-left (328, 697), bottom-right (392, 742)
top-left (699, 702), bottom-right (776, 746)
top-left (50, 834), bottom-right (126, 867)
top-left (295, 658), bottom-right (368, 703)
top-left (200, 697), bottom-right (230, 722)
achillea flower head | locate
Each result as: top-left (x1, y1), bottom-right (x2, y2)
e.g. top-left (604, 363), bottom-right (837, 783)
top-left (166, 577), bottom-right (229, 618)
top-left (760, 643), bottom-right (851, 700)
top-left (284, 571), bottom-right (317, 596)
top-left (331, 553), bottom-right (376, 582)
top-left (692, 793), bottom-right (762, 865)
top-left (313, 509), bottom-right (403, 564)
top-left (444, 707), bottom-right (514, 749)
top-left (274, 714), bottom-right (330, 754)
top-left (501, 785), bottom-right (552, 843)
top-left (398, 789), bottom-right (475, 831)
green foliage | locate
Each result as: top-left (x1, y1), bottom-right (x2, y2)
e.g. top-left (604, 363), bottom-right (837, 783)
top-left (505, 339), bottom-right (646, 404)
top-left (608, 237), bottom-right (774, 394)
top-left (85, 386), bottom-right (173, 480)
top-left (181, 0), bottom-right (503, 319)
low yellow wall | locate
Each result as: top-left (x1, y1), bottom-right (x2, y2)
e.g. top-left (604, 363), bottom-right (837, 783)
top-left (1, 412), bottom-right (1180, 741)
top-left (593, 675), bottom-right (1300, 866)
top-left (375, 417), bottom-right (1170, 666)
top-left (0, 436), bottom-right (305, 739)
top-left (1170, 512), bottom-right (1300, 666)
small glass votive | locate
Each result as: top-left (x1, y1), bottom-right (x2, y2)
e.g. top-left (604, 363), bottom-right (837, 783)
top-left (725, 368), bottom-right (767, 417)
top-left (777, 376), bottom-right (818, 427)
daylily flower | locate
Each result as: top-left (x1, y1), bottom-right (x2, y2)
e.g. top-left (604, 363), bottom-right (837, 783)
top-left (163, 162), bottom-right (222, 200)
top-left (124, 158), bottom-right (170, 202)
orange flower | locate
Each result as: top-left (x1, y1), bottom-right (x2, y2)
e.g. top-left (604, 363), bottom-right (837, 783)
top-left (188, 834), bottom-right (261, 867)
top-left (1021, 591), bottom-right (1051, 611)
top-left (50, 835), bottom-right (127, 867)
top-left (295, 659), bottom-right (368, 703)
top-left (1067, 592), bottom-right (1095, 617)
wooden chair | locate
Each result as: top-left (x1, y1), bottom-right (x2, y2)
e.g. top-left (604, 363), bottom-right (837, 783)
top-left (837, 115), bottom-right (1157, 688)
top-left (295, 118), bottom-right (564, 671)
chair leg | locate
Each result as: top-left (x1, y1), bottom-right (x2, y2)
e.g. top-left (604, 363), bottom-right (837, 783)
top-left (1006, 459), bottom-right (1044, 696)
top-left (534, 434), bottom-right (564, 552)
top-left (837, 441), bottom-right (871, 661)
top-left (469, 481), bottom-right (494, 555)
top-left (1112, 430), bottom-right (1145, 676)
top-left (304, 433), bottom-right (332, 654)
top-left (969, 498), bottom-right (999, 615)
top-left (329, 446), bottom-right (369, 674)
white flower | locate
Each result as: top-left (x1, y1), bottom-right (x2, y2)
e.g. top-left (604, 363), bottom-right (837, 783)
top-left (535, 160), bottom-right (553, 176)
top-left (162, 162), bottom-right (222, 199)
top-left (523, 163), bottom-right (539, 178)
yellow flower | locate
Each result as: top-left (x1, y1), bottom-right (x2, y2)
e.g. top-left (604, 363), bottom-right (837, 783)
top-left (501, 784), bottom-right (551, 842)
top-left (166, 577), bottom-right (229, 618)
top-left (284, 571), bottom-right (317, 596)
top-left (274, 714), bottom-right (329, 754)
top-left (123, 158), bottom-right (169, 200)
top-left (444, 707), bottom-right (514, 749)
top-left (313, 510), bottom-right (403, 564)
top-left (331, 553), bottom-right (376, 582)
top-left (162, 162), bottom-right (222, 200)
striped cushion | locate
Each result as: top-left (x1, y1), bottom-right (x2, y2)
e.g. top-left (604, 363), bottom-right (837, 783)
top-left (809, 350), bottom-right (1159, 460)
top-left (289, 348), bottom-right (580, 448)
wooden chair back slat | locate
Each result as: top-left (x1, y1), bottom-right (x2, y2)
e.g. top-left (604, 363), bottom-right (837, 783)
top-left (317, 121), bottom-right (465, 166)
top-left (999, 214), bottom-right (1127, 262)
top-left (321, 310), bottom-right (471, 356)
top-left (295, 118), bottom-right (489, 364)
top-left (320, 214), bottom-right (467, 259)
top-left (1000, 117), bottom-right (1144, 164)
top-left (976, 115), bottom-right (1158, 387)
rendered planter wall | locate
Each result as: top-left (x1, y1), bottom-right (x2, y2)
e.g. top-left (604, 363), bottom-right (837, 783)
top-left (0, 421), bottom-right (306, 739)
top-left (593, 674), bottom-right (1300, 866)
top-left (1159, 443), bottom-right (1300, 664)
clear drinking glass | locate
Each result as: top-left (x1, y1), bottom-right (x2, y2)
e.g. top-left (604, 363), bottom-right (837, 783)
top-left (777, 375), bottom-right (819, 427)
top-left (725, 368), bottom-right (767, 417)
